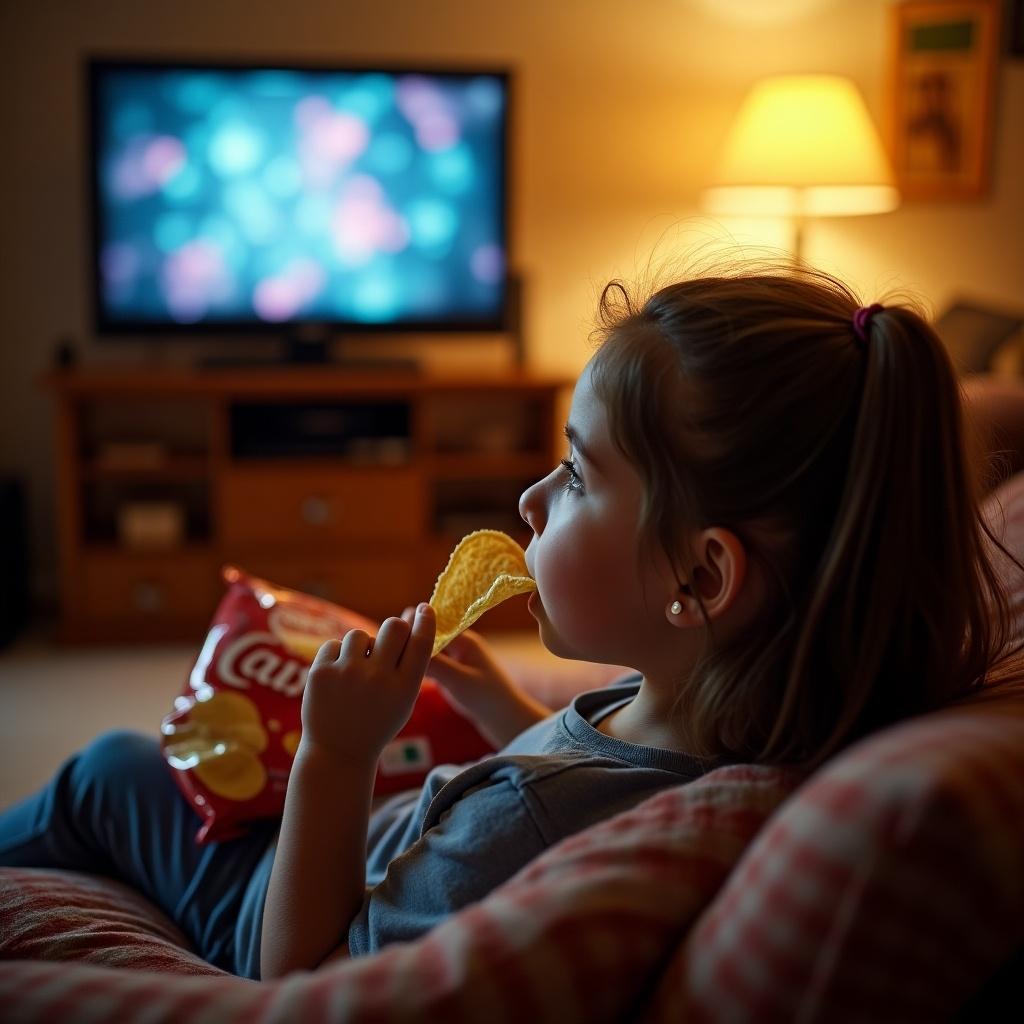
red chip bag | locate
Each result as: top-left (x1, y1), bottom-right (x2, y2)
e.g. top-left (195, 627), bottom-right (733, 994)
top-left (162, 566), bottom-right (495, 844)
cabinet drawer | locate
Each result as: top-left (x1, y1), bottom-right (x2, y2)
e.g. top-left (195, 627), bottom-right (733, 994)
top-left (221, 467), bottom-right (423, 546)
top-left (233, 555), bottom-right (422, 618)
top-left (81, 551), bottom-right (220, 620)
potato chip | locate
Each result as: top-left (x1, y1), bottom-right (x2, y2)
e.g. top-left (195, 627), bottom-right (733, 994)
top-left (194, 748), bottom-right (267, 802)
top-left (282, 730), bottom-right (301, 757)
top-left (429, 529), bottom-right (536, 656)
top-left (164, 691), bottom-right (269, 756)
top-left (163, 691), bottom-right (270, 802)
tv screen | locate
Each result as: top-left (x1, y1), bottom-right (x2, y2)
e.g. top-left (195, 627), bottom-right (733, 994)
top-left (87, 60), bottom-right (510, 334)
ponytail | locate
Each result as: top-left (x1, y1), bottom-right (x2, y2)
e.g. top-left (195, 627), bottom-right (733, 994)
top-left (765, 305), bottom-right (1019, 768)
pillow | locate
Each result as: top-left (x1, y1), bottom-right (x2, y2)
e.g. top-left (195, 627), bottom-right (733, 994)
top-left (646, 679), bottom-right (1024, 1023)
top-left (0, 867), bottom-right (226, 976)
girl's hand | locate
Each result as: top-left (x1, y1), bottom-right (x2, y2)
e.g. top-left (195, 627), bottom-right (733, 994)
top-left (424, 626), bottom-right (518, 719)
top-left (413, 614), bottom-right (551, 747)
top-left (300, 604), bottom-right (435, 765)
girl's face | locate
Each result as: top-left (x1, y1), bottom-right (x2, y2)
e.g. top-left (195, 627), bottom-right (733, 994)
top-left (519, 361), bottom-right (676, 669)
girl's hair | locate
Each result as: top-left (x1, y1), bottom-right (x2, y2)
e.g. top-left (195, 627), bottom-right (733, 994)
top-left (589, 257), bottom-right (1024, 772)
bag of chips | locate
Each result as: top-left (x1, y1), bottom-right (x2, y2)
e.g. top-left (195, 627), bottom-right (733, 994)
top-left (161, 566), bottom-right (496, 844)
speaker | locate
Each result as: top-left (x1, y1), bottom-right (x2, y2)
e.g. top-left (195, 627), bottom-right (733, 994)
top-left (0, 476), bottom-right (29, 648)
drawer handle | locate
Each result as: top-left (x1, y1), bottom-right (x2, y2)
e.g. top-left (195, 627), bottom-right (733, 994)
top-left (301, 496), bottom-right (332, 525)
top-left (132, 581), bottom-right (165, 613)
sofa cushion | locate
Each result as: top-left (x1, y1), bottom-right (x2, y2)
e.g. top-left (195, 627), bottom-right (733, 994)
top-left (646, 677), bottom-right (1024, 1023)
top-left (0, 764), bottom-right (799, 1022)
top-left (0, 867), bottom-right (226, 976)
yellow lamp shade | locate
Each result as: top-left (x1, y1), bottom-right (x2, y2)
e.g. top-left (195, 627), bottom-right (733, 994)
top-left (704, 74), bottom-right (899, 217)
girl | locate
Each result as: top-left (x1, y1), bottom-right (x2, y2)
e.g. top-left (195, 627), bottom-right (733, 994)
top-left (3, 261), bottom-right (1022, 982)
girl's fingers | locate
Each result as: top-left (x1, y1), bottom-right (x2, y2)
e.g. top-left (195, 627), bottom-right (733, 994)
top-left (399, 604), bottom-right (435, 676)
top-left (440, 630), bottom-right (491, 667)
top-left (372, 616), bottom-right (413, 665)
top-left (312, 638), bottom-right (342, 665)
top-left (426, 651), bottom-right (476, 686)
top-left (338, 628), bottom-right (371, 661)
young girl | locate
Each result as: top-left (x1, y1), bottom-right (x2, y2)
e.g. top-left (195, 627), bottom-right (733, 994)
top-left (3, 261), bottom-right (1022, 982)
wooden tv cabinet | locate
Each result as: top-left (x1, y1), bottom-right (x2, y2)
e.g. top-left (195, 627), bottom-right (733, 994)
top-left (44, 367), bottom-right (570, 643)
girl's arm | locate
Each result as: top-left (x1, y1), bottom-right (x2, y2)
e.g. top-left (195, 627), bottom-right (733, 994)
top-left (260, 743), bottom-right (373, 977)
top-left (260, 606), bottom-right (435, 979)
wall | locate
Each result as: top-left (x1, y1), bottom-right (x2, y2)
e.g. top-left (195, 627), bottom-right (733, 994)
top-left (1, 0), bottom-right (1022, 611)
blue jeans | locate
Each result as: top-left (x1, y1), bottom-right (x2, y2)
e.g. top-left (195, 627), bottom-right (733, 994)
top-left (0, 729), bottom-right (277, 978)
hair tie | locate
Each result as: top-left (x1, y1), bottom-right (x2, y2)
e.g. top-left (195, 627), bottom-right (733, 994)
top-left (852, 303), bottom-right (884, 345)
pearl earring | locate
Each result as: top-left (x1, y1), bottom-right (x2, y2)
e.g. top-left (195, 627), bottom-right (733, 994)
top-left (670, 600), bottom-right (683, 615)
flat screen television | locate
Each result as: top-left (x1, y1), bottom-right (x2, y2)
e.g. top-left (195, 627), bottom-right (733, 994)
top-left (86, 59), bottom-right (511, 351)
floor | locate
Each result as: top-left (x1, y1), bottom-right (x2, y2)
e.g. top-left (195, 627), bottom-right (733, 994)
top-left (0, 618), bottom-right (601, 809)
top-left (0, 622), bottom-right (203, 807)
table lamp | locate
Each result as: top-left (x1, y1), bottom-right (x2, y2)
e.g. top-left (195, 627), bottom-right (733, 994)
top-left (703, 74), bottom-right (899, 258)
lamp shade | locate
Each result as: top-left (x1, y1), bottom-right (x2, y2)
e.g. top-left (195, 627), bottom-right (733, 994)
top-left (704, 74), bottom-right (899, 217)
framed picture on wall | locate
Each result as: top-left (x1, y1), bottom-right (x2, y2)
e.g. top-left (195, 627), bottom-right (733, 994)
top-left (887, 0), bottom-right (1001, 200)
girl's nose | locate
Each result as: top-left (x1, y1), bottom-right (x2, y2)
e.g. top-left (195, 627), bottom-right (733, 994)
top-left (519, 474), bottom-right (547, 533)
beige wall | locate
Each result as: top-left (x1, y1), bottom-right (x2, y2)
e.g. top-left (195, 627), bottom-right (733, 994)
top-left (1, 0), bottom-right (1022, 608)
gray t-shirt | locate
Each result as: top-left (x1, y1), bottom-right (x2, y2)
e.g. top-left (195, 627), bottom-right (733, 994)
top-left (345, 676), bottom-right (718, 956)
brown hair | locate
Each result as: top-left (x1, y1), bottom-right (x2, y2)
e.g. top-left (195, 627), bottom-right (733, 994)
top-left (589, 258), bottom-right (1024, 772)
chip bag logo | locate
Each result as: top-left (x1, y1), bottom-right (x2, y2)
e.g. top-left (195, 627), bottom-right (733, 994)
top-left (162, 565), bottom-right (496, 845)
top-left (217, 632), bottom-right (309, 698)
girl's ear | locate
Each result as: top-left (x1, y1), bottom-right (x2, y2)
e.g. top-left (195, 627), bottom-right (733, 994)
top-left (666, 528), bottom-right (747, 625)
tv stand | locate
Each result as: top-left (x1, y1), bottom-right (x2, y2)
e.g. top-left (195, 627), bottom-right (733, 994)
top-left (42, 367), bottom-right (569, 642)
top-left (284, 322), bottom-right (331, 364)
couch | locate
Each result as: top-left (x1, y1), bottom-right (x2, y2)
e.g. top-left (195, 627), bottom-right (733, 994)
top-left (2, 474), bottom-right (1023, 1023)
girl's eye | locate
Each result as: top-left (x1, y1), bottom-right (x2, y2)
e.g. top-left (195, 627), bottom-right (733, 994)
top-left (559, 457), bottom-right (584, 494)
